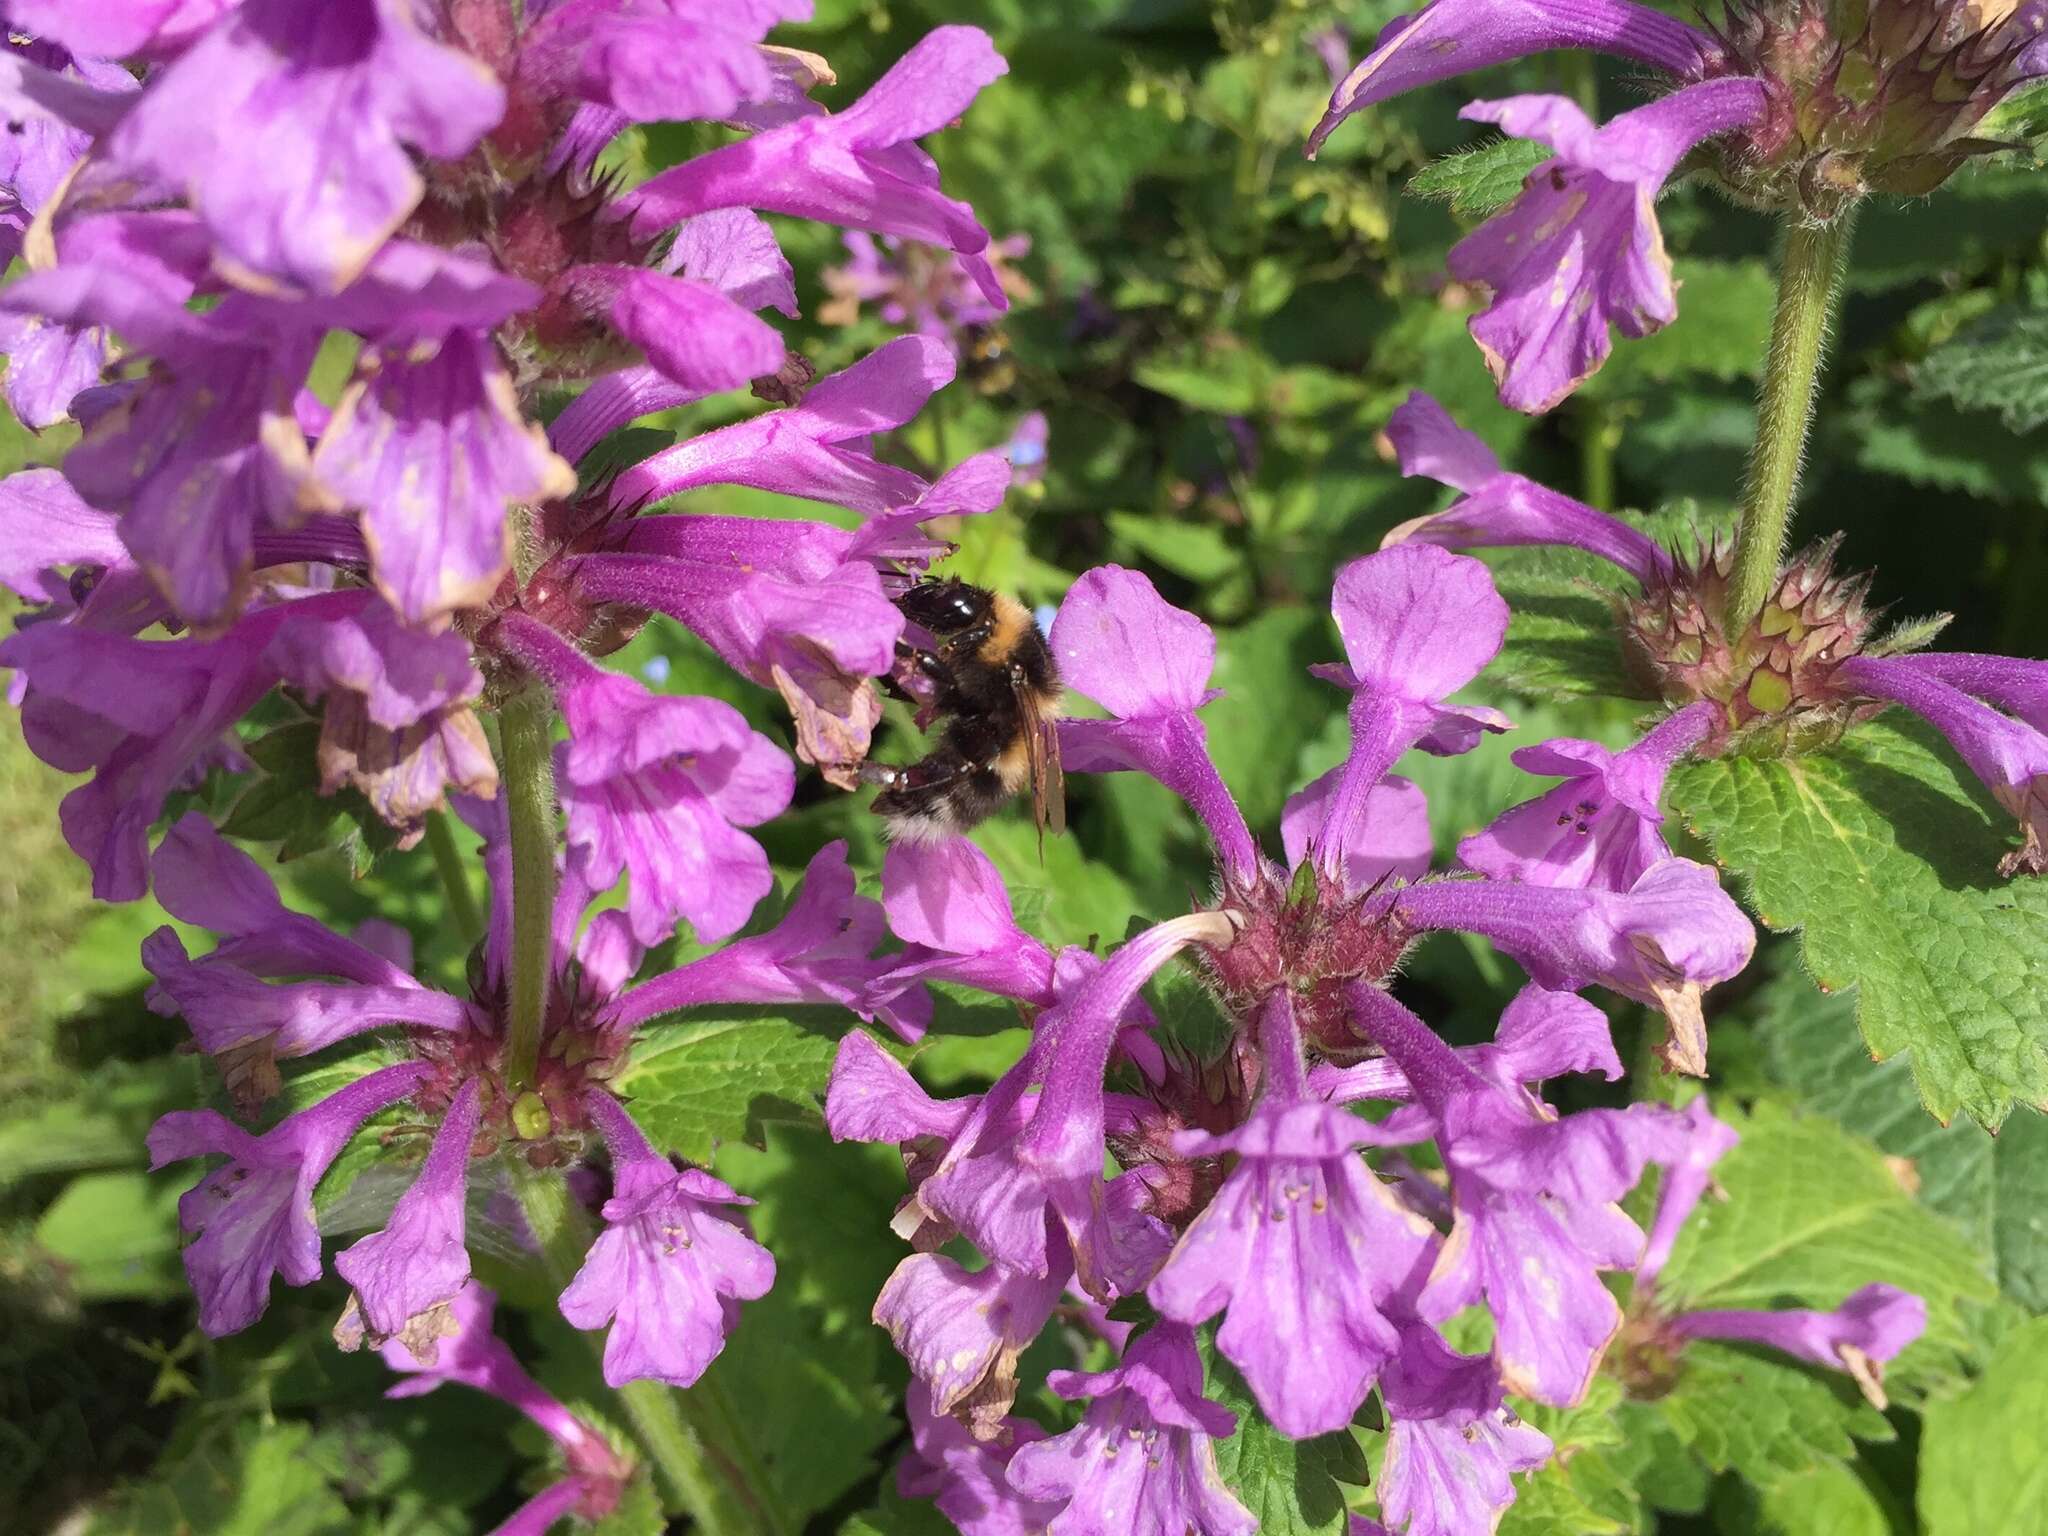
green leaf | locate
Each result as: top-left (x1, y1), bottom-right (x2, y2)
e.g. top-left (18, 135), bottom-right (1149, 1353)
top-left (1913, 307), bottom-right (2048, 433)
top-left (1108, 511), bottom-right (1240, 583)
top-left (1202, 1344), bottom-right (1365, 1536)
top-left (82, 1421), bottom-right (353, 1536)
top-left (1205, 607), bottom-right (1341, 830)
top-left (1750, 963), bottom-right (2048, 1309)
top-left (613, 1007), bottom-right (860, 1162)
top-left (1498, 1378), bottom-right (1645, 1536)
top-left (31, 1170), bottom-right (186, 1300)
top-left (1647, 1342), bottom-right (1891, 1487)
top-left (1668, 717), bottom-right (2048, 1128)
top-left (1485, 546), bottom-right (1641, 701)
top-left (1649, 1103), bottom-right (1996, 1399)
top-left (1407, 138), bottom-right (1551, 220)
top-left (1917, 1314), bottom-right (2048, 1536)
top-left (1756, 1459), bottom-right (1891, 1536)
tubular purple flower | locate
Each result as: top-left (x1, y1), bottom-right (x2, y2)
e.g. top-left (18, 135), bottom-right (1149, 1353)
top-left (1050, 566), bottom-right (1261, 886)
top-left (558, 1089), bottom-right (776, 1388)
top-left (141, 925), bottom-right (469, 1093)
top-left (1459, 700), bottom-right (1719, 889)
top-left (1281, 769), bottom-right (1433, 894)
top-left (561, 261), bottom-right (785, 396)
top-left (1148, 993), bottom-right (1438, 1437)
top-left (603, 335), bottom-right (951, 514)
top-left (1383, 391), bottom-right (1674, 585)
top-left (1838, 652), bottom-right (2048, 877)
top-left (861, 837), bottom-right (1057, 1012)
top-left (1635, 1096), bottom-right (1737, 1289)
top-left (99, 0), bottom-right (505, 292)
top-left (1351, 986), bottom-right (1685, 1404)
top-left (334, 1076), bottom-right (484, 1355)
top-left (1378, 1324), bottom-right (1553, 1536)
top-left (150, 812), bottom-right (425, 986)
top-left (382, 1281), bottom-right (631, 1484)
top-left (1315, 983), bottom-right (1622, 1105)
top-left (1307, 545), bottom-right (1510, 882)
top-left (1449, 82), bottom-right (1772, 413)
top-left (311, 329), bottom-right (575, 627)
top-left (269, 593), bottom-right (483, 730)
top-left (516, 0), bottom-right (809, 125)
top-left (495, 612), bottom-right (793, 945)
top-left (1012, 911), bottom-right (1240, 1240)
top-left (622, 27), bottom-right (1009, 300)
top-left (1393, 857), bottom-right (1755, 1075)
top-left (0, 467), bottom-right (129, 603)
top-left (1669, 1283), bottom-right (1927, 1410)
top-left (1305, 0), bottom-right (1720, 157)
top-left (146, 1059), bottom-right (431, 1336)
top-left (1004, 1321), bottom-right (1256, 1536)
top-left (614, 840), bottom-right (931, 1040)
top-left (875, 1249), bottom-right (1069, 1439)
top-left (898, 1386), bottom-right (1064, 1536)
top-left (0, 601), bottom-right (297, 899)
top-left (8, 1), bottom-right (240, 61)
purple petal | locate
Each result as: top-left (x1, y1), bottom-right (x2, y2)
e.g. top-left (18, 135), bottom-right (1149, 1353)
top-left (1671, 1283), bottom-right (1926, 1408)
top-left (1636, 1096), bottom-right (1737, 1288)
top-left (666, 208), bottom-right (798, 317)
top-left (1384, 391), bottom-right (1674, 585)
top-left (1051, 565), bottom-right (1220, 718)
top-left (269, 594), bottom-right (481, 730)
top-left (101, 0), bottom-right (505, 292)
top-left (517, 0), bottom-right (801, 124)
top-left (146, 1060), bottom-right (429, 1335)
top-left (876, 1251), bottom-right (1067, 1435)
top-left (1331, 544), bottom-right (1509, 703)
top-left (1451, 80), bottom-right (1770, 413)
top-left (0, 467), bottom-right (126, 602)
top-left (559, 1091), bottom-right (775, 1388)
top-left (313, 330), bottom-right (574, 626)
top-left (334, 1077), bottom-right (482, 1352)
top-left (1282, 768), bottom-right (1433, 890)
top-left (1305, 0), bottom-right (1718, 156)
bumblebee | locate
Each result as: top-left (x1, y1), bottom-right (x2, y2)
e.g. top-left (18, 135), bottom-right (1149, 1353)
top-left (860, 578), bottom-right (1065, 847)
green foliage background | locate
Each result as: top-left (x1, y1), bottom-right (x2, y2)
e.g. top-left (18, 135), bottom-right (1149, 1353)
top-left (6, 0), bottom-right (2048, 1531)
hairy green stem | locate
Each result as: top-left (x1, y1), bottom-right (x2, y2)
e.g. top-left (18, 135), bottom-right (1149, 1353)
top-left (424, 811), bottom-right (485, 946)
top-left (498, 685), bottom-right (558, 1098)
top-left (510, 1165), bottom-right (784, 1534)
top-left (1725, 214), bottom-right (1855, 631)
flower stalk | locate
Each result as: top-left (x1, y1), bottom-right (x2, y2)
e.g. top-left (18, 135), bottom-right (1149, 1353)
top-left (1725, 213), bottom-right (1856, 633)
top-left (499, 684), bottom-right (559, 1103)
top-left (511, 1163), bottom-right (784, 1536)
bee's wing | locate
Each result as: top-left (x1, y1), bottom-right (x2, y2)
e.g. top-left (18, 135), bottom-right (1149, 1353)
top-left (1015, 669), bottom-right (1066, 855)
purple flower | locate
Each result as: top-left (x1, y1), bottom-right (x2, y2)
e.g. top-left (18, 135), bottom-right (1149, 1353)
top-left (0, 600), bottom-right (295, 899)
top-left (1004, 1322), bottom-right (1256, 1536)
top-left (1671, 1283), bottom-right (1927, 1410)
top-left (1636, 1096), bottom-right (1738, 1288)
top-left (1315, 983), bottom-right (1624, 1106)
top-left (1005, 410), bottom-right (1049, 486)
top-left (141, 924), bottom-right (470, 1107)
top-left (494, 612), bottom-right (792, 946)
top-left (1448, 82), bottom-right (1770, 413)
top-left (311, 328), bottom-right (575, 626)
top-left (147, 1059), bottom-right (431, 1336)
top-left (1393, 857), bottom-right (1755, 1075)
top-left (382, 1281), bottom-right (631, 1516)
top-left (1304, 545), bottom-right (1511, 883)
top-left (613, 840), bottom-right (931, 1041)
top-left (1378, 1323), bottom-right (1553, 1536)
top-left (7, 2), bottom-right (241, 60)
top-left (1148, 994), bottom-right (1438, 1437)
top-left (1353, 987), bottom-right (1684, 1404)
top-left (334, 1076), bottom-right (483, 1356)
top-left (270, 591), bottom-right (498, 837)
top-left (1838, 652), bottom-right (2048, 877)
top-left (1051, 565), bottom-right (1261, 886)
top-left (100, 0), bottom-right (505, 292)
top-left (898, 1386), bottom-right (1064, 1536)
top-left (1459, 699), bottom-right (1719, 889)
top-left (1306, 0), bottom-right (1720, 157)
top-left (558, 1089), bottom-right (776, 1388)
top-left (1385, 390), bottom-right (1675, 585)
top-left (865, 836), bottom-right (1058, 1009)
top-left (819, 229), bottom-right (1031, 355)
top-left (875, 1251), bottom-right (1068, 1438)
top-left (515, 0), bottom-right (807, 125)
top-left (0, 467), bottom-right (130, 605)
top-left (1281, 768), bottom-right (1433, 894)
top-left (623, 28), bottom-right (1009, 300)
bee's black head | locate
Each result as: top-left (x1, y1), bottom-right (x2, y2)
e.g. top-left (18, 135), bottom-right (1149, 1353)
top-left (898, 578), bottom-right (991, 636)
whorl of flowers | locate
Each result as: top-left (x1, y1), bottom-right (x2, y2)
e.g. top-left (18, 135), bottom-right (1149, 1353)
top-left (0, 1), bottom-right (1016, 1520)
